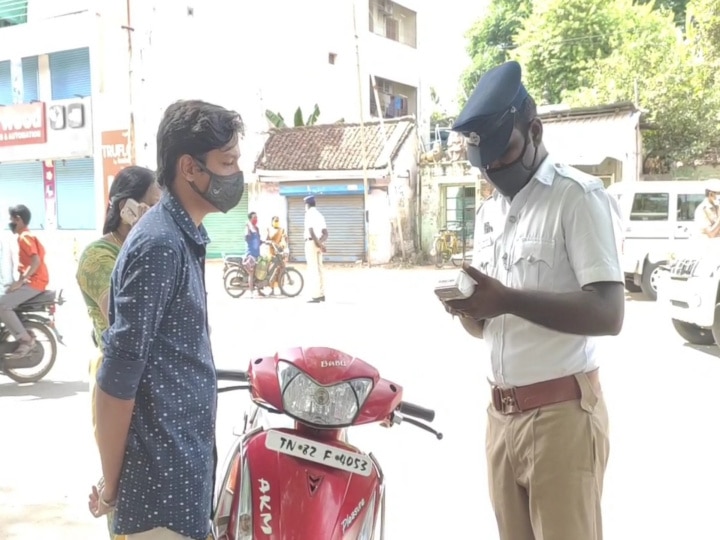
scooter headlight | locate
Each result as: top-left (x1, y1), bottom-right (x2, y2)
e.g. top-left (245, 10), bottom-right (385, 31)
top-left (277, 362), bottom-right (373, 427)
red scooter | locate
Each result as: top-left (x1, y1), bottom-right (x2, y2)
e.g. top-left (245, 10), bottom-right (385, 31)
top-left (213, 346), bottom-right (442, 539)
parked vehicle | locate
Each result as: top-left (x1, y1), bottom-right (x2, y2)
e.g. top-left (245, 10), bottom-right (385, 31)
top-left (223, 242), bottom-right (304, 298)
top-left (429, 224), bottom-right (466, 269)
top-left (607, 180), bottom-right (708, 300)
top-left (0, 289), bottom-right (65, 383)
top-left (658, 240), bottom-right (720, 346)
top-left (212, 346), bottom-right (442, 539)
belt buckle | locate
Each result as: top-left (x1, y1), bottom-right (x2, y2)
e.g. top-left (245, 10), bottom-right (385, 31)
top-left (492, 386), bottom-right (520, 414)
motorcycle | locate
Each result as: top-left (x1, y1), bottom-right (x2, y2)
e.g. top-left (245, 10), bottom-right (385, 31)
top-left (223, 242), bottom-right (304, 299)
top-left (0, 289), bottom-right (65, 384)
top-left (213, 346), bottom-right (442, 539)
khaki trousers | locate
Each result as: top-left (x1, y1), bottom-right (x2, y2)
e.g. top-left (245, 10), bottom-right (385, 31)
top-left (486, 372), bottom-right (609, 540)
top-left (127, 528), bottom-right (192, 540)
top-left (304, 240), bottom-right (325, 298)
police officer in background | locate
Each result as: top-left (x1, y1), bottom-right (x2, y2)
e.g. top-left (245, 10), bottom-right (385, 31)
top-left (694, 178), bottom-right (720, 238)
top-left (440, 61), bottom-right (625, 540)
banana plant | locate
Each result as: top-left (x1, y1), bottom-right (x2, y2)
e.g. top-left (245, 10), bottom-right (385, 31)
top-left (265, 104), bottom-right (345, 128)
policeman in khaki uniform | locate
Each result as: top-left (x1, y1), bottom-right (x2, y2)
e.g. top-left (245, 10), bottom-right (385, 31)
top-left (441, 61), bottom-right (625, 540)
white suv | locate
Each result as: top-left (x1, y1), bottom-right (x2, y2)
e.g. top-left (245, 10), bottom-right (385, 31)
top-left (608, 181), bottom-right (708, 301)
top-left (658, 240), bottom-right (720, 346)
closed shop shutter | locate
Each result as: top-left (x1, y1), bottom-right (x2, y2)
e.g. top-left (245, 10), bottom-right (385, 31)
top-left (202, 196), bottom-right (250, 259)
top-left (0, 60), bottom-right (11, 104)
top-left (49, 47), bottom-right (91, 100)
top-left (287, 195), bottom-right (365, 263)
top-left (0, 162), bottom-right (45, 229)
top-left (22, 56), bottom-right (39, 102)
top-left (56, 158), bottom-right (95, 230)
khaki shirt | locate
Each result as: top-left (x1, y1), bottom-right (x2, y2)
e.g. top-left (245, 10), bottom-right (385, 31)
top-left (694, 199), bottom-right (719, 237)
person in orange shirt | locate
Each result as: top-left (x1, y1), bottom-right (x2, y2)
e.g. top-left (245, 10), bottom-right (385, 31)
top-left (0, 204), bottom-right (49, 358)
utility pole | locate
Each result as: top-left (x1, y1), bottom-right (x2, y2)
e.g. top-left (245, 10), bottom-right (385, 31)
top-left (352, 0), bottom-right (371, 265)
top-left (370, 74), bottom-right (406, 260)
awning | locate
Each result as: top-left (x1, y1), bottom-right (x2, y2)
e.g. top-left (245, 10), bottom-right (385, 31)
top-left (541, 111), bottom-right (640, 166)
top-left (278, 183), bottom-right (364, 196)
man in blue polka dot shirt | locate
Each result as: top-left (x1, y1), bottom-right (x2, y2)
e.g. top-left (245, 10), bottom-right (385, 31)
top-left (90, 100), bottom-right (246, 540)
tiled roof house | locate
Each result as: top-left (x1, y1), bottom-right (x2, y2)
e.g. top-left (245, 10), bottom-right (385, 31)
top-left (253, 117), bottom-right (418, 265)
top-left (254, 117), bottom-right (416, 173)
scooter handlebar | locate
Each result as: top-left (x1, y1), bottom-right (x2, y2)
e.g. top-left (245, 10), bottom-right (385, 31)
top-left (397, 401), bottom-right (435, 423)
top-left (216, 369), bottom-right (249, 382)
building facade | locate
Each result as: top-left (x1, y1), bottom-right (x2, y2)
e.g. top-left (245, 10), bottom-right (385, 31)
top-left (126, 0), bottom-right (428, 258)
top-left (255, 118), bottom-right (418, 265)
top-left (0, 9), bottom-right (97, 233)
top-left (0, 0), bottom-right (428, 262)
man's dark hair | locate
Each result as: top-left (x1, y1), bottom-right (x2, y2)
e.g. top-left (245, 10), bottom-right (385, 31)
top-left (9, 204), bottom-right (31, 226)
top-left (248, 212), bottom-right (257, 219)
top-left (306, 199), bottom-right (316, 208)
top-left (514, 96), bottom-right (538, 135)
top-left (156, 100), bottom-right (245, 188)
top-left (104, 166), bottom-right (157, 234)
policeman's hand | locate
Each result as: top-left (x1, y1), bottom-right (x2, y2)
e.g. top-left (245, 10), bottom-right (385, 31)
top-left (445, 263), bottom-right (510, 321)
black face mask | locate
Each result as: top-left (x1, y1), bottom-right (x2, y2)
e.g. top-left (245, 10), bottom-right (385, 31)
top-left (8, 222), bottom-right (17, 233)
top-left (482, 133), bottom-right (539, 199)
top-left (190, 160), bottom-right (245, 214)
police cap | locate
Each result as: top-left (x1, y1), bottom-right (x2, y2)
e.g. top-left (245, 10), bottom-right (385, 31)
top-left (452, 61), bottom-right (529, 168)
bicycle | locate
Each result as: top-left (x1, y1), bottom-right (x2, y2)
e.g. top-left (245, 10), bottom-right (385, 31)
top-left (223, 242), bottom-right (304, 298)
top-left (430, 223), bottom-right (465, 268)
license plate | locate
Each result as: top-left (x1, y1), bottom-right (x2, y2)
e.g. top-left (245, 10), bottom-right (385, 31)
top-left (264, 430), bottom-right (372, 477)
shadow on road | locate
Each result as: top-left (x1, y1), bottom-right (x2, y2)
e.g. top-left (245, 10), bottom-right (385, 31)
top-left (684, 342), bottom-right (720, 358)
top-left (0, 380), bottom-right (87, 400)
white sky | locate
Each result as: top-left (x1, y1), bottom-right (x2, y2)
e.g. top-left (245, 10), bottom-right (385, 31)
top-left (423, 0), bottom-right (490, 111)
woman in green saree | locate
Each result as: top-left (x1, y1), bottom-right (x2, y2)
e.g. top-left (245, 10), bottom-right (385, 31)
top-left (75, 165), bottom-right (161, 540)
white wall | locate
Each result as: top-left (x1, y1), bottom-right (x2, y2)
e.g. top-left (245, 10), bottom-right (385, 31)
top-left (0, 10), bottom-right (94, 61)
top-left (27, 0), bottom-right (92, 21)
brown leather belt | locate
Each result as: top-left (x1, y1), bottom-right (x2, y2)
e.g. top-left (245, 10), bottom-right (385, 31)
top-left (490, 369), bottom-right (600, 415)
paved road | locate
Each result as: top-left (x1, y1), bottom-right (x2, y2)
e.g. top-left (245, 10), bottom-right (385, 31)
top-left (1, 264), bottom-right (719, 539)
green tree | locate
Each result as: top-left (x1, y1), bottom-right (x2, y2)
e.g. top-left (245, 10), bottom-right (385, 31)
top-left (511, 0), bottom-right (634, 104)
top-left (639, 0), bottom-right (690, 22)
top-left (430, 86), bottom-right (455, 126)
top-left (563, 1), bottom-right (719, 166)
top-left (459, 0), bottom-right (532, 105)
top-left (687, 0), bottom-right (720, 62)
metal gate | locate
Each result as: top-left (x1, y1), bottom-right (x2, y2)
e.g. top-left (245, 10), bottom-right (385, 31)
top-left (203, 196), bottom-right (250, 259)
top-left (443, 185), bottom-right (476, 253)
top-left (0, 161), bottom-right (45, 229)
top-left (287, 195), bottom-right (365, 263)
top-left (55, 158), bottom-right (95, 230)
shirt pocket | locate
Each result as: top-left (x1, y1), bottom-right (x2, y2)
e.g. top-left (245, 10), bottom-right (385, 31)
top-left (510, 238), bottom-right (555, 290)
top-left (473, 234), bottom-right (497, 277)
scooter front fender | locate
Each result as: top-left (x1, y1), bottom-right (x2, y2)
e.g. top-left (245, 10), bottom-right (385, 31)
top-left (214, 428), bottom-right (382, 540)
